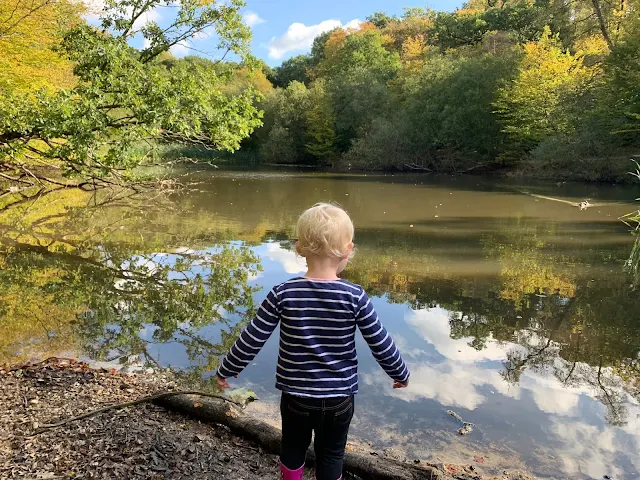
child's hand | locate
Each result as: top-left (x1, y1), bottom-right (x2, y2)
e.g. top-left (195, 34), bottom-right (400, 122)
top-left (216, 374), bottom-right (233, 390)
top-left (393, 380), bottom-right (409, 389)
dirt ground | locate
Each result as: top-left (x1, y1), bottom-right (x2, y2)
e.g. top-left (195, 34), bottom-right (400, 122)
top-left (0, 358), bottom-right (536, 480)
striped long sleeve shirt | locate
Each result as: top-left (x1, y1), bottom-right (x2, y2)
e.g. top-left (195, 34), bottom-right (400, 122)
top-left (217, 277), bottom-right (410, 398)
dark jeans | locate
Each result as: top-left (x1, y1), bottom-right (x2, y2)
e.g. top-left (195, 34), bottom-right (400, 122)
top-left (280, 393), bottom-right (355, 480)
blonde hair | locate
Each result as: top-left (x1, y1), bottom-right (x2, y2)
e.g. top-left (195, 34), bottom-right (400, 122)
top-left (296, 203), bottom-right (354, 258)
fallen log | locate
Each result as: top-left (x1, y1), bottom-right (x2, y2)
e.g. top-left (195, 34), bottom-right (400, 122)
top-left (154, 394), bottom-right (450, 480)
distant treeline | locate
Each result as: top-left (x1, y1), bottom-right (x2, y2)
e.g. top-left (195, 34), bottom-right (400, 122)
top-left (240, 1), bottom-right (640, 181)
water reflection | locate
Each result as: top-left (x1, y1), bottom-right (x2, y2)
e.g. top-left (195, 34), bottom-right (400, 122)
top-left (1, 172), bottom-right (640, 478)
top-left (0, 188), bottom-right (260, 382)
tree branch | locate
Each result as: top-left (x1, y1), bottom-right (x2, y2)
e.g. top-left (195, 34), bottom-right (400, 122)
top-left (591, 0), bottom-right (615, 50)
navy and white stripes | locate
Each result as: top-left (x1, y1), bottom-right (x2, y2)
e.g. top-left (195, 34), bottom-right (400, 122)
top-left (217, 278), bottom-right (410, 398)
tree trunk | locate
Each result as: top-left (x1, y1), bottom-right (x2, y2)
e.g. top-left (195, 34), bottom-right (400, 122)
top-left (591, 0), bottom-right (615, 51)
top-left (154, 394), bottom-right (449, 480)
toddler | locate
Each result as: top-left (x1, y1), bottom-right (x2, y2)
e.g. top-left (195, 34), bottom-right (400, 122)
top-left (216, 203), bottom-right (410, 480)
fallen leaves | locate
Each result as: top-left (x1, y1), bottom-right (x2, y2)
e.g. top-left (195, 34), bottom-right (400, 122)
top-left (0, 358), bottom-right (279, 479)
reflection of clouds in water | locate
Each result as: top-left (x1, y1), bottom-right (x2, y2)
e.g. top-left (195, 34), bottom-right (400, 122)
top-left (549, 417), bottom-right (637, 480)
top-left (406, 307), bottom-right (513, 363)
top-left (265, 242), bottom-right (307, 274)
top-left (520, 372), bottom-right (589, 417)
top-left (395, 306), bottom-right (640, 478)
top-left (362, 362), bottom-right (519, 410)
top-left (391, 334), bottom-right (426, 360)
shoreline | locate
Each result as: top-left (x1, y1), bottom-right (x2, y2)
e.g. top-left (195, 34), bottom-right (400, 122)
top-left (0, 357), bottom-right (538, 480)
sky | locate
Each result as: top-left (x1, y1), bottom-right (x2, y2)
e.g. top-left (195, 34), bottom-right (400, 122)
top-left (240, 0), bottom-right (462, 66)
top-left (84, 0), bottom-right (463, 67)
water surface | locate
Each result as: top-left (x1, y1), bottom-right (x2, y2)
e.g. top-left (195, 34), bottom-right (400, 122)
top-left (2, 171), bottom-right (639, 479)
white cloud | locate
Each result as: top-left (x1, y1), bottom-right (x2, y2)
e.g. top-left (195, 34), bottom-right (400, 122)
top-left (406, 308), bottom-right (514, 363)
top-left (132, 8), bottom-right (161, 30)
top-left (265, 243), bottom-right (307, 274)
top-left (267, 18), bottom-right (360, 59)
top-left (550, 419), bottom-right (627, 480)
top-left (82, 0), bottom-right (105, 21)
top-left (363, 361), bottom-right (520, 410)
top-left (82, 1), bottom-right (160, 30)
top-left (170, 40), bottom-right (190, 57)
top-left (244, 11), bottom-right (265, 27)
top-left (344, 19), bottom-right (362, 30)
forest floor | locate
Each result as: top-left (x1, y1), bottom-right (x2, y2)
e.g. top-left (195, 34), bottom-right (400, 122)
top-left (0, 358), bottom-right (536, 480)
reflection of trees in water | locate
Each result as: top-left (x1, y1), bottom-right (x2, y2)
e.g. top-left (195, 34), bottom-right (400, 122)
top-left (499, 279), bottom-right (640, 426)
top-left (348, 224), bottom-right (640, 427)
top-left (0, 189), bottom-right (261, 382)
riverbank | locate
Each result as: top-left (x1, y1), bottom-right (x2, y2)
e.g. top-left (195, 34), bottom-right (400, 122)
top-left (166, 144), bottom-right (640, 185)
top-left (0, 358), bottom-right (539, 480)
top-left (0, 358), bottom-right (283, 480)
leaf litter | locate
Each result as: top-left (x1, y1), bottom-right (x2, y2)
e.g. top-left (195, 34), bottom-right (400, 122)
top-left (0, 358), bottom-right (286, 479)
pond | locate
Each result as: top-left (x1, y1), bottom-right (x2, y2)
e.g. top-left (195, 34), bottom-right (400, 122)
top-left (2, 170), bottom-right (640, 479)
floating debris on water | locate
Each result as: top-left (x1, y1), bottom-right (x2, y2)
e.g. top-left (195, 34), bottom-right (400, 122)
top-left (447, 409), bottom-right (475, 436)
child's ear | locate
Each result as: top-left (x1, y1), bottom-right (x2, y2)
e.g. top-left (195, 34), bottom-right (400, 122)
top-left (295, 242), bottom-right (302, 256)
top-left (344, 241), bottom-right (354, 258)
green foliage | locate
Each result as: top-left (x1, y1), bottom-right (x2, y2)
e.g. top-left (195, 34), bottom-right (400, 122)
top-left (247, 1), bottom-right (639, 178)
top-left (495, 27), bottom-right (599, 153)
top-left (0, 0), bottom-right (262, 194)
top-left (605, 14), bottom-right (640, 135)
top-left (366, 12), bottom-right (398, 29)
top-left (256, 81), bottom-right (311, 164)
top-left (269, 55), bottom-right (313, 88)
top-left (303, 81), bottom-right (337, 162)
top-left (320, 30), bottom-right (401, 150)
top-left (406, 51), bottom-right (518, 163)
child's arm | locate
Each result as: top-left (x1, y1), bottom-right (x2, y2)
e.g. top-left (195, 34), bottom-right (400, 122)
top-left (356, 290), bottom-right (410, 385)
top-left (216, 288), bottom-right (280, 381)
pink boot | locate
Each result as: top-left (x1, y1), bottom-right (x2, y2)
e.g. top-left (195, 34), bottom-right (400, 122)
top-left (280, 462), bottom-right (304, 480)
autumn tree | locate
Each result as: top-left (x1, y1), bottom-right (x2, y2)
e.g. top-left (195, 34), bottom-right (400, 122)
top-left (495, 27), bottom-right (600, 152)
top-left (0, 0), bottom-right (81, 92)
top-left (0, 0), bottom-right (262, 203)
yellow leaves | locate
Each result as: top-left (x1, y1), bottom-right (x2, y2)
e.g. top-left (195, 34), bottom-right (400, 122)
top-left (358, 22), bottom-right (377, 33)
top-left (498, 253), bottom-right (576, 303)
top-left (401, 35), bottom-right (427, 74)
top-left (574, 35), bottom-right (609, 59)
top-left (402, 35), bottom-right (427, 61)
top-left (193, 402), bottom-right (203, 408)
top-left (496, 26), bottom-right (603, 141)
top-left (0, 283), bottom-right (79, 365)
top-left (323, 29), bottom-right (348, 62)
top-left (220, 68), bottom-right (273, 96)
top-left (0, 0), bottom-right (82, 93)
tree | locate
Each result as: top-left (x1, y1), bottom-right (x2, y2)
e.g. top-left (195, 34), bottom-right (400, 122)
top-left (269, 54), bottom-right (313, 87)
top-left (304, 81), bottom-right (337, 163)
top-left (0, 0), bottom-right (262, 201)
top-left (0, 0), bottom-right (81, 92)
top-left (366, 11), bottom-right (398, 29)
top-left (309, 28), bottom-right (338, 68)
top-left (495, 27), bottom-right (600, 152)
top-left (256, 81), bottom-right (311, 164)
top-left (604, 9), bottom-right (640, 135)
top-left (400, 51), bottom-right (517, 167)
top-left (318, 29), bottom-right (401, 149)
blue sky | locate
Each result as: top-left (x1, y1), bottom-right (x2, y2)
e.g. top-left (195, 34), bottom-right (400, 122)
top-left (242, 0), bottom-right (463, 66)
top-left (87, 0), bottom-right (462, 66)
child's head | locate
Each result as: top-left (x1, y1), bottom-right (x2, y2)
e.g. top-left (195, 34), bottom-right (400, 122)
top-left (296, 203), bottom-right (354, 269)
